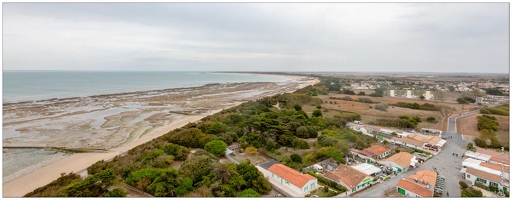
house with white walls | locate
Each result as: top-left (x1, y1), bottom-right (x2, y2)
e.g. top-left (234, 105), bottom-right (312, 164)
top-left (267, 164), bottom-right (318, 197)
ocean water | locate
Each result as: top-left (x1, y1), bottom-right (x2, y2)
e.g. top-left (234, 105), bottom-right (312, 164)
top-left (3, 71), bottom-right (292, 103)
top-left (2, 71), bottom-right (295, 183)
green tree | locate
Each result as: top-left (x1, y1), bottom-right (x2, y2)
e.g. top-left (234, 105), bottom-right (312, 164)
top-left (420, 95), bottom-right (425, 100)
top-left (448, 86), bottom-right (455, 92)
top-left (290, 153), bottom-right (303, 163)
top-left (312, 110), bottom-right (323, 117)
top-left (457, 97), bottom-right (468, 104)
top-left (316, 105), bottom-right (322, 109)
top-left (175, 178), bottom-right (194, 196)
top-left (426, 116), bottom-right (436, 123)
top-left (467, 143), bottom-right (474, 150)
top-left (296, 126), bottom-right (310, 139)
top-left (293, 104), bottom-right (302, 111)
top-left (58, 169), bottom-right (116, 197)
top-left (236, 160), bottom-right (270, 194)
top-left (204, 140), bottom-right (228, 157)
top-left (179, 150), bottom-right (219, 184)
top-left (102, 188), bottom-right (127, 197)
top-left (239, 188), bottom-right (262, 197)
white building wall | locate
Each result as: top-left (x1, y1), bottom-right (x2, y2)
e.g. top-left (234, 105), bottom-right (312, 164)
top-left (301, 179), bottom-right (318, 194)
top-left (268, 171), bottom-right (308, 195)
top-left (406, 90), bottom-right (412, 98)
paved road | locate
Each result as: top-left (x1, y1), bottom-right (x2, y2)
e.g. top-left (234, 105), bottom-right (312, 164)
top-left (447, 109), bottom-right (481, 133)
top-left (351, 110), bottom-right (482, 198)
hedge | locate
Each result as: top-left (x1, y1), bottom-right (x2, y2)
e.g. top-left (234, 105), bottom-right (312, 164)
top-left (307, 171), bottom-right (347, 192)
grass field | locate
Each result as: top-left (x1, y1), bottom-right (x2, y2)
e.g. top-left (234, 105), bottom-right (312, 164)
top-left (314, 93), bottom-right (480, 132)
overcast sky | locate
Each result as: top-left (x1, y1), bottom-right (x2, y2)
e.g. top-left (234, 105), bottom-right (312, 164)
top-left (3, 3), bottom-right (509, 73)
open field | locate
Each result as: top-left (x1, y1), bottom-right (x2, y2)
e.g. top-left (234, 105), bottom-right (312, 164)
top-left (457, 114), bottom-right (510, 146)
top-left (314, 93), bottom-right (480, 132)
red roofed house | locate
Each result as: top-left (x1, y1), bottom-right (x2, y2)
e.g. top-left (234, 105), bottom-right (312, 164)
top-left (396, 170), bottom-right (437, 197)
top-left (267, 164), bottom-right (318, 196)
top-left (364, 145), bottom-right (391, 160)
top-left (323, 164), bottom-right (376, 193)
top-left (351, 145), bottom-right (391, 163)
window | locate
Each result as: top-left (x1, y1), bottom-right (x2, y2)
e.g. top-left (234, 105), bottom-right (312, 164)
top-left (272, 174), bottom-right (274, 178)
top-left (466, 174), bottom-right (470, 178)
top-left (305, 186), bottom-right (308, 191)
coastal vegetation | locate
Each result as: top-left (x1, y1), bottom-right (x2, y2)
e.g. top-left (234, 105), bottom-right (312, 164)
top-left (26, 77), bottom-right (374, 197)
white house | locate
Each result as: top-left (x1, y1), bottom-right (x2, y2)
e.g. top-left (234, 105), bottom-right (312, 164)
top-left (462, 166), bottom-right (509, 193)
top-left (267, 164), bottom-right (318, 197)
top-left (461, 157), bottom-right (510, 193)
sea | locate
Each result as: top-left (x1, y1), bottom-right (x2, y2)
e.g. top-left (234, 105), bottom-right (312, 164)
top-left (2, 71), bottom-right (295, 184)
top-left (3, 71), bottom-right (293, 103)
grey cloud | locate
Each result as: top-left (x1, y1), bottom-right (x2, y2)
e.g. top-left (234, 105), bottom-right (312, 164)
top-left (3, 3), bottom-right (509, 73)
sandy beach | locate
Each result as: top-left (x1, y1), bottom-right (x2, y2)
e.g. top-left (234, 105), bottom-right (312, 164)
top-left (3, 75), bottom-right (319, 197)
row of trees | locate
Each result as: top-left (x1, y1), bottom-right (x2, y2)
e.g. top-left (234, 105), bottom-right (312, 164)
top-left (392, 102), bottom-right (439, 111)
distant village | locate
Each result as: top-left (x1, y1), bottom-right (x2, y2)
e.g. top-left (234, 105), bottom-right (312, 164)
top-left (347, 79), bottom-right (509, 106)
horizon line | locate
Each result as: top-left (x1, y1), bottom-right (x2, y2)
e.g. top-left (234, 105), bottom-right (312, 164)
top-left (3, 70), bottom-right (509, 74)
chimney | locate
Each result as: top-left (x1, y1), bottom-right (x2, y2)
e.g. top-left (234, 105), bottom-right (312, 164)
top-left (414, 178), bottom-right (418, 182)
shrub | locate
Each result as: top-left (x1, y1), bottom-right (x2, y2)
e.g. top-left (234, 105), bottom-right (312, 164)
top-left (296, 126), bottom-right (310, 139)
top-left (357, 97), bottom-right (373, 103)
top-left (459, 181), bottom-right (469, 189)
top-left (340, 96), bottom-right (353, 101)
top-left (293, 104), bottom-right (303, 111)
top-left (312, 110), bottom-right (323, 117)
top-left (426, 116), bottom-right (436, 123)
top-left (374, 103), bottom-right (388, 111)
top-left (239, 189), bottom-right (262, 197)
top-left (461, 188), bottom-right (483, 197)
top-left (317, 105), bottom-right (322, 109)
top-left (290, 153), bottom-right (303, 163)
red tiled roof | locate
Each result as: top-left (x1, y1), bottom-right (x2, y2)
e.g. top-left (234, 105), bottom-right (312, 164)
top-left (406, 170), bottom-right (437, 186)
top-left (323, 164), bottom-right (367, 189)
top-left (268, 164), bottom-right (316, 188)
top-left (480, 162), bottom-right (510, 172)
top-left (397, 179), bottom-right (434, 197)
top-left (385, 152), bottom-right (414, 168)
top-left (490, 156), bottom-right (510, 165)
top-left (364, 145), bottom-right (389, 156)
